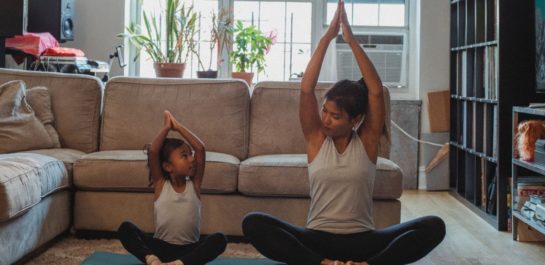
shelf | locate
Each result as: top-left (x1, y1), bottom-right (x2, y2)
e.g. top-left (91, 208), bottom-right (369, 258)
top-left (513, 106), bottom-right (545, 116)
top-left (513, 159), bottom-right (545, 176)
top-left (450, 190), bottom-right (497, 227)
top-left (451, 41), bottom-right (498, 51)
top-left (450, 142), bottom-right (497, 163)
top-left (513, 210), bottom-right (545, 236)
top-left (450, 95), bottom-right (498, 104)
top-left (451, 0), bottom-right (538, 232)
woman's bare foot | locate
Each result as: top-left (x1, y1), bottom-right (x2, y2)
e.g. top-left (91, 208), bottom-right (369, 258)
top-left (345, 261), bottom-right (369, 265)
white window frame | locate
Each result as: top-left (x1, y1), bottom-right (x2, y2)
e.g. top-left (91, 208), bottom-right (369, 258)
top-left (127, 0), bottom-right (413, 96)
top-left (322, 0), bottom-right (410, 91)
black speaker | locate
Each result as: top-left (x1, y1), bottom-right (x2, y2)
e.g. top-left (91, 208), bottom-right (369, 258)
top-left (0, 0), bottom-right (28, 37)
top-left (27, 0), bottom-right (75, 42)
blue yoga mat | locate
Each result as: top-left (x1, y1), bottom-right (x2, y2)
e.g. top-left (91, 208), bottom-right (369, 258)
top-left (81, 251), bottom-right (285, 265)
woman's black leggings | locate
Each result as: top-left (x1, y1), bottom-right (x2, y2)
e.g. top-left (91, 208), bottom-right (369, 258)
top-left (118, 221), bottom-right (227, 265)
top-left (242, 212), bottom-right (445, 265)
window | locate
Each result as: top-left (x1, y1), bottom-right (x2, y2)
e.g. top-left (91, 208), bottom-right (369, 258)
top-left (326, 0), bottom-right (409, 88)
top-left (137, 0), bottom-right (218, 78)
top-left (233, 0), bottom-right (312, 82)
top-left (131, 0), bottom-right (409, 88)
top-left (325, 0), bottom-right (406, 27)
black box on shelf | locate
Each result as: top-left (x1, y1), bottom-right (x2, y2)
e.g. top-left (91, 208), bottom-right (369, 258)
top-left (535, 139), bottom-right (545, 167)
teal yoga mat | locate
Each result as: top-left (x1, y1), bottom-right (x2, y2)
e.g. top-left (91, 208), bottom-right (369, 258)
top-left (81, 251), bottom-right (285, 265)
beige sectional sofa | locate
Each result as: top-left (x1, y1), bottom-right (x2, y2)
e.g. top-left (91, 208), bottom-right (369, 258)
top-left (0, 68), bottom-right (103, 265)
top-left (0, 69), bottom-right (402, 264)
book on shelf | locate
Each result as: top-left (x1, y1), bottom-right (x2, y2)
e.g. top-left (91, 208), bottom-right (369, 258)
top-left (487, 174), bottom-right (497, 214)
top-left (462, 51), bottom-right (468, 97)
top-left (492, 104), bottom-right (498, 158)
top-left (484, 46), bottom-right (497, 100)
top-left (483, 104), bottom-right (489, 154)
top-left (474, 48), bottom-right (485, 98)
top-left (457, 53), bottom-right (463, 95)
top-left (466, 50), bottom-right (475, 97)
top-left (481, 158), bottom-right (487, 208)
top-left (516, 181), bottom-right (545, 210)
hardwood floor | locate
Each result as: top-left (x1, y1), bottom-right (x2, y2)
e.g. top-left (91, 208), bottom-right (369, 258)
top-left (402, 190), bottom-right (545, 265)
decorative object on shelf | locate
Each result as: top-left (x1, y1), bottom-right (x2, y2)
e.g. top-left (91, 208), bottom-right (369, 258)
top-left (229, 20), bottom-right (275, 86)
top-left (118, 0), bottom-right (198, 78)
top-left (514, 120), bottom-right (545, 161)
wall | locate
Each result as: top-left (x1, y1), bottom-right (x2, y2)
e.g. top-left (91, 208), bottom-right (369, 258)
top-left (69, 0), bottom-right (127, 78)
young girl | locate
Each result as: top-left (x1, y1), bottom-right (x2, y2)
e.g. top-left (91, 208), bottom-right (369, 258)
top-left (242, 1), bottom-right (445, 265)
top-left (118, 111), bottom-right (227, 265)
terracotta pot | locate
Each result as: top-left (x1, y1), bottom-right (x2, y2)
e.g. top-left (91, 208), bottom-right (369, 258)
top-left (197, 70), bottom-right (218, 78)
top-left (153, 63), bottom-right (185, 78)
top-left (231, 71), bottom-right (254, 87)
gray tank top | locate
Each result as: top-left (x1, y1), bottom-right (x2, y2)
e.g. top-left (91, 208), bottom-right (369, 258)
top-left (154, 177), bottom-right (201, 245)
top-left (306, 131), bottom-right (376, 234)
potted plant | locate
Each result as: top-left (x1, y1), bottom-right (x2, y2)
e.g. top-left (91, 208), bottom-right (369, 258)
top-left (195, 9), bottom-right (233, 78)
top-left (229, 20), bottom-right (275, 86)
top-left (118, 0), bottom-right (198, 78)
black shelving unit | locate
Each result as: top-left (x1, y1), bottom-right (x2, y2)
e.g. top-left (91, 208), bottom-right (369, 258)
top-left (449, 0), bottom-right (543, 230)
top-left (512, 107), bottom-right (545, 240)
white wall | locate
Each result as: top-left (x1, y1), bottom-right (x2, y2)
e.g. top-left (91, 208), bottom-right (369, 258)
top-left (68, 0), bottom-right (128, 77)
top-left (418, 0), bottom-right (450, 134)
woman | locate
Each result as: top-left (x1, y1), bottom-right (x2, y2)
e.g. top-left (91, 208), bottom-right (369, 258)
top-left (242, 1), bottom-right (445, 264)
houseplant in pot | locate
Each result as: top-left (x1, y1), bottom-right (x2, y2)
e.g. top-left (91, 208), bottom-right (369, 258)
top-left (229, 20), bottom-right (275, 86)
top-left (118, 0), bottom-right (198, 78)
top-left (196, 9), bottom-right (233, 78)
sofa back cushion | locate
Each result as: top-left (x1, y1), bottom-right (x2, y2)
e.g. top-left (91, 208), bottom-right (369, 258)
top-left (249, 81), bottom-right (391, 158)
top-left (101, 77), bottom-right (250, 160)
top-left (0, 69), bottom-right (103, 153)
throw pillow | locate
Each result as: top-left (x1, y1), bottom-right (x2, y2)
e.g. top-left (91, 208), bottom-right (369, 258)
top-left (0, 80), bottom-right (56, 153)
top-left (26, 86), bottom-right (61, 148)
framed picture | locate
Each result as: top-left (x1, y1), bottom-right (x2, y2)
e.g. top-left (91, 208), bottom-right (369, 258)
top-left (536, 0), bottom-right (545, 92)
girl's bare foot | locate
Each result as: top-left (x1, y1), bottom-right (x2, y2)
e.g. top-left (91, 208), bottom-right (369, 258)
top-left (145, 255), bottom-right (162, 265)
top-left (321, 259), bottom-right (345, 265)
top-left (345, 261), bottom-right (369, 265)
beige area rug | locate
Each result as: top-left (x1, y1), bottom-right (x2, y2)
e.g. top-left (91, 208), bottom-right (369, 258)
top-left (26, 235), bottom-right (263, 265)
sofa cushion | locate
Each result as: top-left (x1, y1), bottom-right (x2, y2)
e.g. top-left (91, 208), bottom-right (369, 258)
top-left (26, 86), bottom-right (61, 148)
top-left (239, 155), bottom-right (402, 199)
top-left (0, 153), bottom-right (68, 221)
top-left (0, 80), bottom-right (56, 153)
top-left (24, 148), bottom-right (86, 180)
top-left (100, 78), bottom-right (249, 160)
top-left (0, 69), bottom-right (103, 153)
top-left (74, 150), bottom-right (239, 193)
top-left (249, 82), bottom-right (391, 159)
top-left (239, 154), bottom-right (309, 197)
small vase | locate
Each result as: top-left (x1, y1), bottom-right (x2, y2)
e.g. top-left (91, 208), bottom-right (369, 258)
top-left (197, 70), bottom-right (218, 78)
top-left (231, 71), bottom-right (254, 87)
top-left (153, 63), bottom-right (185, 78)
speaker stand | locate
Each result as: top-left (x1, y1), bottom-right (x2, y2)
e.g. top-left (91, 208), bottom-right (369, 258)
top-left (0, 37), bottom-right (5, 68)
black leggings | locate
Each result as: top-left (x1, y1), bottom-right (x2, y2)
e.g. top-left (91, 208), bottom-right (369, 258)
top-left (242, 212), bottom-right (445, 265)
top-left (118, 221), bottom-right (227, 265)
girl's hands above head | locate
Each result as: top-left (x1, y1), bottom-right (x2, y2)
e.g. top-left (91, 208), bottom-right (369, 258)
top-left (167, 111), bottom-right (183, 130)
top-left (163, 110), bottom-right (173, 130)
top-left (340, 0), bottom-right (356, 45)
top-left (324, 0), bottom-right (342, 42)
